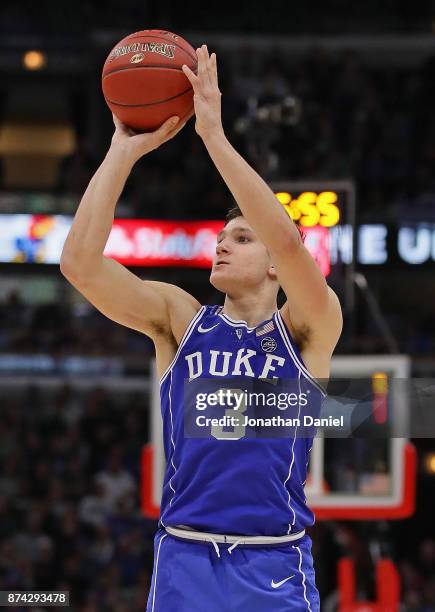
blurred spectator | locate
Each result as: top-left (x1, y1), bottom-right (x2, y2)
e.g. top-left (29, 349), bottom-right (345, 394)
top-left (95, 450), bottom-right (136, 513)
top-left (0, 452), bottom-right (21, 499)
top-left (113, 529), bottom-right (144, 587)
top-left (87, 524), bottom-right (114, 566)
top-left (0, 496), bottom-right (18, 539)
top-left (417, 538), bottom-right (435, 579)
top-left (13, 506), bottom-right (53, 563)
top-left (79, 481), bottom-right (111, 531)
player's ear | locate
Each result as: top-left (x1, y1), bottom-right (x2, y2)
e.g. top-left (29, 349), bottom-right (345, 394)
top-left (268, 264), bottom-right (278, 281)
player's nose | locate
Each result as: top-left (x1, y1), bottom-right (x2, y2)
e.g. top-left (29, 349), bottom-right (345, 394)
top-left (216, 239), bottom-right (230, 255)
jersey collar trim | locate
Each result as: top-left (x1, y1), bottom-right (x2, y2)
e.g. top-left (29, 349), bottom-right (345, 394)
top-left (218, 312), bottom-right (256, 331)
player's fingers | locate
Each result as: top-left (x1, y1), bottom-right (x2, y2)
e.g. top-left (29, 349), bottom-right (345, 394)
top-left (197, 46), bottom-right (209, 86)
top-left (201, 44), bottom-right (214, 88)
top-left (112, 113), bottom-right (128, 133)
top-left (210, 52), bottom-right (219, 89)
top-left (160, 115), bottom-right (180, 131)
top-left (182, 64), bottom-right (200, 89)
top-left (202, 44), bottom-right (210, 62)
top-left (112, 114), bottom-right (138, 138)
top-left (160, 114), bottom-right (191, 143)
top-left (153, 116), bottom-right (180, 141)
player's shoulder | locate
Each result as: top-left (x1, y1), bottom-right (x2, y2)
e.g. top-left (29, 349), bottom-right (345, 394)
top-left (144, 280), bottom-right (201, 310)
top-left (324, 286), bottom-right (343, 340)
top-left (312, 285), bottom-right (342, 349)
top-left (326, 285), bottom-right (341, 311)
top-left (144, 280), bottom-right (202, 344)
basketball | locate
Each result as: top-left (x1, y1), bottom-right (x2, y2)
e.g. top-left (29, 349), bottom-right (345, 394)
top-left (102, 29), bottom-right (197, 131)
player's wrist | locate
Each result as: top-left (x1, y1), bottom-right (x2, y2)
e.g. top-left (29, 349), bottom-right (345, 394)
top-left (107, 142), bottom-right (140, 167)
top-left (199, 125), bottom-right (226, 145)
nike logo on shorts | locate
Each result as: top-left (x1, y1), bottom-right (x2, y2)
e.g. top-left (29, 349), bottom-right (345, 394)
top-left (198, 323), bottom-right (219, 333)
top-left (271, 574), bottom-right (295, 588)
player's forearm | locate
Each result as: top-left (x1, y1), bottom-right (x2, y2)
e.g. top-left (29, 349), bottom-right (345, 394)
top-left (202, 131), bottom-right (301, 252)
top-left (61, 145), bottom-right (135, 277)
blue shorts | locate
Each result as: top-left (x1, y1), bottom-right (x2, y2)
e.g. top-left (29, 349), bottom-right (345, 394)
top-left (146, 527), bottom-right (320, 611)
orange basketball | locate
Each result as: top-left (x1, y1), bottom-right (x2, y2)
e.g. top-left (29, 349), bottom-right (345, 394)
top-left (102, 29), bottom-right (197, 131)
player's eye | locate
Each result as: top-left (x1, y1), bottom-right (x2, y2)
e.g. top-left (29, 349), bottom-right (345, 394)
top-left (237, 235), bottom-right (250, 243)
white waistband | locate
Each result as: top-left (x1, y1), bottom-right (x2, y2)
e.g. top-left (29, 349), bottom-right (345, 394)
top-left (164, 525), bottom-right (305, 546)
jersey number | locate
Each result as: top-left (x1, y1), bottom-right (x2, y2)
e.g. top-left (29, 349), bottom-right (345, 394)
top-left (211, 389), bottom-right (247, 440)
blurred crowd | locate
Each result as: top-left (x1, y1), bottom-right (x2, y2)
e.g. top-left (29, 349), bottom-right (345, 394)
top-left (0, 290), bottom-right (154, 360)
top-left (0, 383), bottom-right (153, 611)
top-left (54, 46), bottom-right (435, 224)
top-left (1, 287), bottom-right (434, 361)
top-left (0, 1), bottom-right (431, 36)
top-left (0, 383), bottom-right (433, 610)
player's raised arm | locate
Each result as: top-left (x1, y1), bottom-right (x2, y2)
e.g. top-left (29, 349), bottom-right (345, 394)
top-left (182, 46), bottom-right (341, 348)
top-left (60, 115), bottom-right (200, 343)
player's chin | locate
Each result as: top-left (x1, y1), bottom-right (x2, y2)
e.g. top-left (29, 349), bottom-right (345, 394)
top-left (210, 269), bottom-right (233, 292)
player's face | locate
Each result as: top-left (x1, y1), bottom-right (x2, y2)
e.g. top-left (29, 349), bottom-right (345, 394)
top-left (210, 217), bottom-right (277, 295)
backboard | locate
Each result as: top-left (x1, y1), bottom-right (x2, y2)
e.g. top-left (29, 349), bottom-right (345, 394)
top-left (142, 355), bottom-right (416, 521)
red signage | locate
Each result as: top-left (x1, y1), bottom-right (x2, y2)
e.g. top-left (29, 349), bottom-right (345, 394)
top-left (0, 215), bottom-right (331, 275)
top-left (103, 220), bottom-right (331, 274)
top-left (103, 220), bottom-right (225, 268)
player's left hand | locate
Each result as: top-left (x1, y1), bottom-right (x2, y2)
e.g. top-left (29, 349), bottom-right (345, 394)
top-left (182, 45), bottom-right (224, 139)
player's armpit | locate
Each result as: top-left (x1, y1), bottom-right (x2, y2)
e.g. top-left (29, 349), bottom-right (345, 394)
top-left (144, 280), bottom-right (202, 343)
top-left (60, 256), bottom-right (200, 342)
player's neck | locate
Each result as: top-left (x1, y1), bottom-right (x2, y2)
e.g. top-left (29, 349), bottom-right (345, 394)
top-left (222, 295), bottom-right (277, 328)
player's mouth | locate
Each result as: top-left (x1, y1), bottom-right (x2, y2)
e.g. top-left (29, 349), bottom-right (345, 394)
top-left (214, 260), bottom-right (229, 268)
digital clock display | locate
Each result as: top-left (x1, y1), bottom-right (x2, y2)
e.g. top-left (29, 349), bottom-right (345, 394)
top-left (275, 190), bottom-right (340, 228)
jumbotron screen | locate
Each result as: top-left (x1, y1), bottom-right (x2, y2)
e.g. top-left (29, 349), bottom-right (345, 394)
top-left (0, 181), bottom-right (356, 310)
top-left (0, 181), bottom-right (355, 273)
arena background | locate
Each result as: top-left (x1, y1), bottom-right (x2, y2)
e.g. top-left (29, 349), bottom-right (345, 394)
top-left (0, 1), bottom-right (435, 610)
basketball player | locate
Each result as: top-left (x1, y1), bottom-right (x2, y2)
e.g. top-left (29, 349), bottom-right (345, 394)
top-left (61, 45), bottom-right (342, 611)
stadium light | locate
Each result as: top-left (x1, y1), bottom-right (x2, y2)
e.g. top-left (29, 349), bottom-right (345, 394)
top-left (424, 453), bottom-right (435, 475)
top-left (22, 50), bottom-right (46, 71)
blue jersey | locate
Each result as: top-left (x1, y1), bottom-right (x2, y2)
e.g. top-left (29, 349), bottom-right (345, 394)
top-left (158, 305), bottom-right (325, 537)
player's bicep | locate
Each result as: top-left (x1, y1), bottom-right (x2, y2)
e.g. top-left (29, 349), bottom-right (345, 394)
top-left (63, 257), bottom-right (171, 338)
top-left (273, 240), bottom-right (330, 325)
top-left (273, 242), bottom-right (342, 349)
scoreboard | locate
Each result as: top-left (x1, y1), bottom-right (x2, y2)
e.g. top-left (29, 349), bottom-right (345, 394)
top-left (272, 181), bottom-right (356, 315)
top-left (275, 189), bottom-right (341, 228)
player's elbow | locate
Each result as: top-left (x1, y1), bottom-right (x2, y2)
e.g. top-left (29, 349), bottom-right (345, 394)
top-left (60, 250), bottom-right (86, 285)
top-left (60, 250), bottom-right (74, 279)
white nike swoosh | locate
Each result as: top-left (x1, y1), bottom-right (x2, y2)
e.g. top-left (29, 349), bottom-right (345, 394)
top-left (198, 323), bottom-right (219, 333)
top-left (271, 575), bottom-right (295, 588)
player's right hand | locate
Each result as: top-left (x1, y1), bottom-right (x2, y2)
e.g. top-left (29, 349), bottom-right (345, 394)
top-left (110, 114), bottom-right (185, 162)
